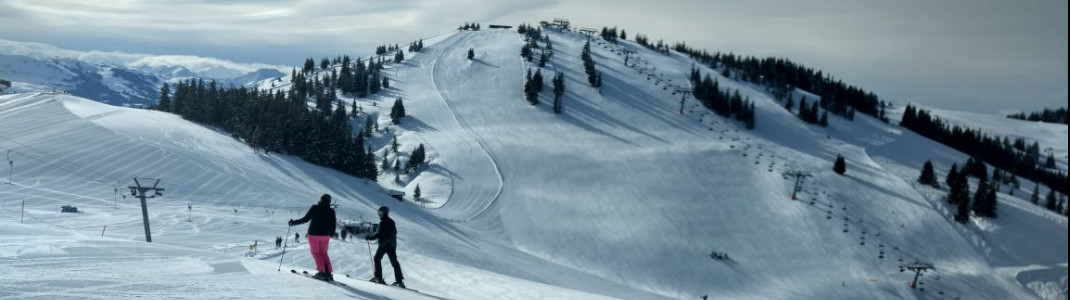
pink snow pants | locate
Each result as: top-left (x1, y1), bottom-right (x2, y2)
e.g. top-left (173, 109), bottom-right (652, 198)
top-left (307, 235), bottom-right (332, 273)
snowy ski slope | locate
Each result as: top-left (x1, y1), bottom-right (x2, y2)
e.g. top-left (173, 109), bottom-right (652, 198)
top-left (1, 27), bottom-right (1065, 300)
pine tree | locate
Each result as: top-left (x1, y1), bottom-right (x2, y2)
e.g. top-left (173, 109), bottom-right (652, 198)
top-left (533, 69), bottom-right (544, 92)
top-left (946, 164), bottom-right (960, 189)
top-left (552, 73), bottom-right (565, 114)
top-left (521, 44), bottom-right (533, 60)
top-left (954, 193), bottom-right (971, 224)
top-left (1031, 183), bottom-right (1041, 204)
top-left (919, 160), bottom-right (938, 187)
top-left (819, 110), bottom-right (829, 127)
top-left (468, 48), bottom-right (475, 60)
top-left (405, 143), bottom-right (426, 173)
top-left (1045, 188), bottom-right (1058, 211)
top-left (157, 83), bottom-right (171, 112)
top-left (394, 51), bottom-right (404, 63)
top-left (833, 155), bottom-right (846, 175)
top-left (303, 58), bottom-right (315, 74)
top-left (414, 184), bottom-right (422, 200)
top-left (972, 177), bottom-right (991, 216)
top-left (390, 97), bottom-right (406, 124)
top-left (524, 69), bottom-right (540, 105)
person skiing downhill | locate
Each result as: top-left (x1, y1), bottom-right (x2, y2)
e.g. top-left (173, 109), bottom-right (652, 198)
top-left (289, 194), bottom-right (337, 281)
top-left (366, 206), bottom-right (405, 288)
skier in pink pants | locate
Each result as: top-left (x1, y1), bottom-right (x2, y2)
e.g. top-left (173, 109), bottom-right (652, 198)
top-left (289, 194), bottom-right (337, 281)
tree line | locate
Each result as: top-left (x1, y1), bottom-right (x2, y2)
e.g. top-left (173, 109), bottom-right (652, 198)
top-left (902, 104), bottom-right (1067, 196)
top-left (156, 79), bottom-right (378, 181)
top-left (690, 69), bottom-right (757, 129)
top-left (1007, 107), bottom-right (1068, 124)
top-left (682, 47), bottom-right (884, 122)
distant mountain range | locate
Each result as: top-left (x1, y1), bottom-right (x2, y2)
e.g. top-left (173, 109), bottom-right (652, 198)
top-left (0, 38), bottom-right (286, 107)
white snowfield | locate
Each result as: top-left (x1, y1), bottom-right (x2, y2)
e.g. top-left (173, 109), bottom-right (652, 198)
top-left (1, 28), bottom-right (1065, 300)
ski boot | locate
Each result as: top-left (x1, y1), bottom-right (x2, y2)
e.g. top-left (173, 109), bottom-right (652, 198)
top-left (369, 277), bottom-right (385, 284)
top-left (391, 281), bottom-right (406, 289)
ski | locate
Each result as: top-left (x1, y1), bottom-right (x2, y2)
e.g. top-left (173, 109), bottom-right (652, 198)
top-left (291, 269), bottom-right (347, 287)
top-left (345, 274), bottom-right (419, 292)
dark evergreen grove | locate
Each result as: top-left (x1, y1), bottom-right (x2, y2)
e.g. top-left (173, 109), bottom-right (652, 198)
top-left (673, 44), bottom-right (885, 122)
top-left (901, 104), bottom-right (1068, 196)
top-left (1006, 107), bottom-right (1068, 124)
top-left (552, 73), bottom-right (565, 114)
top-left (524, 68), bottom-right (544, 106)
top-left (689, 70), bottom-right (756, 129)
top-left (580, 41), bottom-right (601, 88)
top-left (945, 164), bottom-right (972, 223)
top-left (155, 76), bottom-right (381, 181)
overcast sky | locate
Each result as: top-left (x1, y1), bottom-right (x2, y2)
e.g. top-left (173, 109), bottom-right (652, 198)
top-left (2, 0), bottom-right (1066, 114)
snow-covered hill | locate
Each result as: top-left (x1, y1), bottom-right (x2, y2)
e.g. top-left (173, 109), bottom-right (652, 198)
top-left (1, 26), bottom-right (1065, 300)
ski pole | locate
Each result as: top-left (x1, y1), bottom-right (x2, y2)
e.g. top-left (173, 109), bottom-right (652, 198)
top-left (366, 239), bottom-right (376, 279)
top-left (278, 224), bottom-right (292, 272)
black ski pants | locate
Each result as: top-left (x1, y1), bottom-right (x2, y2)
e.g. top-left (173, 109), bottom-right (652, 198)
top-left (373, 245), bottom-right (403, 282)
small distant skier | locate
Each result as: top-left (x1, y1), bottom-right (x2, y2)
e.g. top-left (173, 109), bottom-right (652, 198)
top-left (289, 194), bottom-right (338, 281)
top-left (295, 232), bottom-right (300, 244)
top-left (275, 236), bottom-right (282, 248)
top-left (366, 206), bottom-right (405, 288)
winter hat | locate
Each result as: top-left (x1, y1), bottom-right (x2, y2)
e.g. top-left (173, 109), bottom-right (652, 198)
top-left (319, 194), bottom-right (332, 205)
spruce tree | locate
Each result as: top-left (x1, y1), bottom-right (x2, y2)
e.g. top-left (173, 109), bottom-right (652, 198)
top-left (972, 177), bottom-right (992, 217)
top-left (157, 83), bottom-right (171, 112)
top-left (414, 184), bottom-right (422, 200)
top-left (954, 193), bottom-right (971, 224)
top-left (1046, 188), bottom-right (1058, 211)
top-left (833, 155), bottom-right (846, 175)
top-left (552, 73), bottom-right (565, 114)
top-left (405, 144), bottom-right (426, 173)
top-left (390, 97), bottom-right (406, 124)
top-left (468, 48), bottom-right (475, 60)
top-left (1031, 184), bottom-right (1041, 204)
top-left (946, 164), bottom-right (960, 189)
top-left (919, 160), bottom-right (938, 187)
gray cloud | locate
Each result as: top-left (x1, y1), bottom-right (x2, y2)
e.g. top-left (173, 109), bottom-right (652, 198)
top-left (1, 0), bottom-right (1065, 113)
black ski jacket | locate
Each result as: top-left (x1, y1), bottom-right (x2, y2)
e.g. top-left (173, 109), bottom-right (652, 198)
top-left (367, 216), bottom-right (397, 248)
top-left (292, 203), bottom-right (337, 236)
